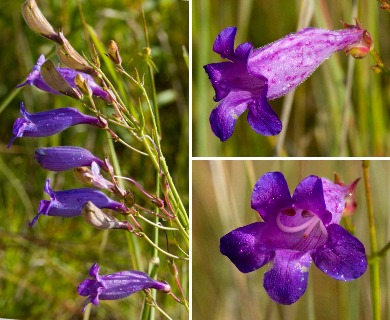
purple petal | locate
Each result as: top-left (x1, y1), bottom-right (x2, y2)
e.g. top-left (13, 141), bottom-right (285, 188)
top-left (34, 146), bottom-right (107, 172)
top-left (203, 62), bottom-right (234, 102)
top-left (213, 26), bottom-right (237, 60)
top-left (247, 93), bottom-right (282, 136)
top-left (292, 175), bottom-right (332, 225)
top-left (17, 55), bottom-right (111, 102)
top-left (220, 222), bottom-right (274, 273)
top-left (251, 172), bottom-right (292, 221)
top-left (30, 179), bottom-right (127, 226)
top-left (8, 102), bottom-right (104, 148)
top-left (263, 250), bottom-right (312, 304)
top-left (78, 263), bottom-right (171, 311)
top-left (312, 224), bottom-right (367, 280)
top-left (209, 91), bottom-right (249, 141)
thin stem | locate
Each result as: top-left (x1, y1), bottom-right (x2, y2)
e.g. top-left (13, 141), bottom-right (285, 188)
top-left (362, 160), bottom-right (381, 320)
top-left (136, 214), bottom-right (178, 231)
top-left (138, 232), bottom-right (184, 260)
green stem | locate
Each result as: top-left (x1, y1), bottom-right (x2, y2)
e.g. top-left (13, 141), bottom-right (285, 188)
top-left (362, 160), bottom-right (381, 320)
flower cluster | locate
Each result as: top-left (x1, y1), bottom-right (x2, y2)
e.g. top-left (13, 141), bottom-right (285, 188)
top-left (204, 21), bottom-right (372, 141)
top-left (11, 0), bottom-right (173, 312)
top-left (220, 172), bottom-right (367, 304)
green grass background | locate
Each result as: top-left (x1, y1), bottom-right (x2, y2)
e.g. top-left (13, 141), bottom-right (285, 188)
top-left (193, 0), bottom-right (390, 156)
top-left (0, 0), bottom-right (188, 319)
top-left (193, 160), bottom-right (390, 320)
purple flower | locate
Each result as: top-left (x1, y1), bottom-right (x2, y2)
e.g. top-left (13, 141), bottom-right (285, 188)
top-left (8, 102), bottom-right (104, 148)
top-left (78, 263), bottom-right (171, 311)
top-left (17, 54), bottom-right (111, 102)
top-left (34, 146), bottom-right (108, 172)
top-left (205, 22), bottom-right (372, 141)
top-left (220, 172), bottom-right (367, 305)
top-left (31, 178), bottom-right (127, 227)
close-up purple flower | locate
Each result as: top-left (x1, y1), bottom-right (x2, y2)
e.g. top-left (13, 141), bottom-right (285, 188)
top-left (31, 178), bottom-right (127, 227)
top-left (77, 263), bottom-right (171, 311)
top-left (8, 102), bottom-right (104, 148)
top-left (204, 22), bottom-right (372, 141)
top-left (220, 172), bottom-right (367, 305)
top-left (17, 54), bottom-right (111, 102)
top-left (34, 146), bottom-right (108, 172)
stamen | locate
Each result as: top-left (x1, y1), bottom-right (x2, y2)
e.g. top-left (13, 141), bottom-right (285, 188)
top-left (276, 211), bottom-right (316, 233)
top-left (302, 216), bottom-right (320, 238)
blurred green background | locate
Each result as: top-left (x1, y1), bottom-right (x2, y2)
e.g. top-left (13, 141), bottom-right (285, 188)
top-left (193, 160), bottom-right (390, 320)
top-left (0, 0), bottom-right (188, 319)
top-left (193, 0), bottom-right (390, 156)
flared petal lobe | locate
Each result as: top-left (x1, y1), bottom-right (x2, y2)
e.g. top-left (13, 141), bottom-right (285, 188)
top-left (263, 251), bottom-right (312, 304)
top-left (220, 222), bottom-right (274, 273)
top-left (311, 224), bottom-right (367, 280)
top-left (292, 175), bottom-right (332, 225)
top-left (8, 102), bottom-right (103, 147)
top-left (251, 172), bottom-right (292, 220)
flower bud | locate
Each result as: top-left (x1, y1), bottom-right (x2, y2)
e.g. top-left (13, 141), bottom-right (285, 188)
top-left (75, 73), bottom-right (93, 97)
top-left (106, 40), bottom-right (122, 65)
top-left (56, 31), bottom-right (97, 75)
top-left (21, 0), bottom-right (62, 43)
top-left (81, 201), bottom-right (130, 230)
top-left (342, 20), bottom-right (372, 59)
top-left (40, 60), bottom-right (82, 99)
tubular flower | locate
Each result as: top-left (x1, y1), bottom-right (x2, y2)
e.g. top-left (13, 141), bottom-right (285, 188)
top-left (205, 22), bottom-right (372, 141)
top-left (8, 102), bottom-right (104, 148)
top-left (31, 178), bottom-right (127, 226)
top-left (17, 55), bottom-right (111, 102)
top-left (34, 146), bottom-right (108, 172)
top-left (78, 263), bottom-right (171, 311)
top-left (220, 172), bottom-right (367, 305)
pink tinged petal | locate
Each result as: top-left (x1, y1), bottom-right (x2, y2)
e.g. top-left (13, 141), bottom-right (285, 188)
top-left (263, 250), bottom-right (312, 305)
top-left (321, 178), bottom-right (347, 224)
top-left (292, 175), bottom-right (332, 225)
top-left (248, 27), bottom-right (368, 100)
top-left (247, 94), bottom-right (282, 136)
top-left (251, 172), bottom-right (292, 221)
top-left (311, 224), bottom-right (367, 280)
top-left (220, 222), bottom-right (274, 273)
top-left (209, 91), bottom-right (249, 141)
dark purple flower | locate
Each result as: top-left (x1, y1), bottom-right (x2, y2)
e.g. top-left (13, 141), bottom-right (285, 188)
top-left (8, 102), bottom-right (104, 148)
top-left (205, 23), bottom-right (372, 141)
top-left (34, 146), bottom-right (108, 172)
top-left (78, 263), bottom-right (171, 311)
top-left (204, 27), bottom-right (280, 141)
top-left (31, 178), bottom-right (127, 226)
top-left (17, 54), bottom-right (111, 102)
top-left (220, 172), bottom-right (367, 305)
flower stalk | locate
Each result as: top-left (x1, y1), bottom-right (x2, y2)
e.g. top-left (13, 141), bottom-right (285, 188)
top-left (362, 160), bottom-right (381, 320)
